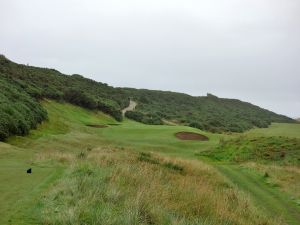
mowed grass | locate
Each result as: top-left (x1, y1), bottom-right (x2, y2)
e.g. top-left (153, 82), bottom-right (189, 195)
top-left (0, 100), bottom-right (221, 224)
top-left (0, 100), bottom-right (117, 224)
top-left (198, 122), bottom-right (300, 224)
top-left (0, 100), bottom-right (299, 224)
top-left (97, 119), bottom-right (222, 158)
top-left (245, 122), bottom-right (300, 138)
top-left (240, 162), bottom-right (300, 202)
top-left (215, 164), bottom-right (300, 225)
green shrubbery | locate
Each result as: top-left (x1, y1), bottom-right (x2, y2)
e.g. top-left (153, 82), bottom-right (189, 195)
top-left (125, 111), bottom-right (163, 125)
top-left (123, 88), bottom-right (294, 132)
top-left (0, 56), bottom-right (125, 128)
top-left (64, 88), bottom-right (98, 109)
top-left (0, 76), bottom-right (47, 140)
top-left (0, 55), bottom-right (295, 139)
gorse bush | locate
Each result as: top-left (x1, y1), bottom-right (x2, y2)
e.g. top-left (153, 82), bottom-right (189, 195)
top-left (0, 55), bottom-right (295, 139)
top-left (122, 88), bottom-right (294, 133)
top-left (0, 55), bottom-right (126, 139)
top-left (125, 111), bottom-right (163, 125)
top-left (0, 76), bottom-right (47, 140)
top-left (0, 55), bottom-right (125, 121)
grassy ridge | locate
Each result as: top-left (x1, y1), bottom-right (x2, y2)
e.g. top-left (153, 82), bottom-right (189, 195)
top-left (0, 55), bottom-right (127, 124)
top-left (0, 53), bottom-right (299, 224)
top-left (1, 101), bottom-right (295, 224)
top-left (196, 123), bottom-right (300, 224)
top-left (245, 123), bottom-right (300, 138)
top-left (123, 89), bottom-right (294, 132)
top-left (0, 101), bottom-right (118, 224)
top-left (199, 135), bottom-right (300, 165)
top-left (0, 55), bottom-right (295, 140)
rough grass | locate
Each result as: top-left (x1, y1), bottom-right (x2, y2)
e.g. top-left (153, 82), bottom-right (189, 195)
top-left (198, 135), bottom-right (300, 165)
top-left (39, 148), bottom-right (279, 225)
top-left (1, 100), bottom-right (299, 225)
top-left (245, 123), bottom-right (300, 139)
top-left (215, 164), bottom-right (300, 225)
top-left (241, 162), bottom-right (300, 200)
top-left (195, 125), bottom-right (300, 224)
top-left (0, 101), bottom-right (118, 224)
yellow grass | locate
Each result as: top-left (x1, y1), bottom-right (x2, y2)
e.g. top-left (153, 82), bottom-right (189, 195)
top-left (40, 147), bottom-right (281, 225)
top-left (242, 162), bottom-right (300, 198)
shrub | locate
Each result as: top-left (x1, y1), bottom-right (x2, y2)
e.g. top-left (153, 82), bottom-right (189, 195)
top-left (0, 76), bottom-right (47, 140)
top-left (0, 54), bottom-right (295, 139)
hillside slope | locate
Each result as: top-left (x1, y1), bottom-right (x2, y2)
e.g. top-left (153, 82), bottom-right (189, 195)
top-left (123, 89), bottom-right (294, 132)
top-left (0, 55), bottom-right (294, 139)
top-left (1, 101), bottom-right (288, 225)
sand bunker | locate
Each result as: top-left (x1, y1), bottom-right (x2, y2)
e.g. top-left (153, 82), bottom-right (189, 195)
top-left (175, 132), bottom-right (209, 141)
top-left (86, 124), bottom-right (108, 128)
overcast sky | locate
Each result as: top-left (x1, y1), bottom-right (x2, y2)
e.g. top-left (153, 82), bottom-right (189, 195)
top-left (0, 0), bottom-right (299, 118)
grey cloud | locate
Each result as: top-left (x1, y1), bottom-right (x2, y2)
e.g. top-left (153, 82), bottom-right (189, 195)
top-left (0, 0), bottom-right (299, 117)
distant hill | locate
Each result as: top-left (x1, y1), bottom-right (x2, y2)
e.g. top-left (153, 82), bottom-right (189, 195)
top-left (0, 55), bottom-right (295, 140)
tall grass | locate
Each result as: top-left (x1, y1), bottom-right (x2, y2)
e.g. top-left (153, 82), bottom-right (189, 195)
top-left (39, 148), bottom-right (280, 225)
top-left (242, 162), bottom-right (300, 198)
top-left (2, 101), bottom-right (298, 225)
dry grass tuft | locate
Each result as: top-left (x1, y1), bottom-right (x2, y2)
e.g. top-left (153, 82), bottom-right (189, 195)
top-left (242, 162), bottom-right (300, 197)
top-left (35, 150), bottom-right (76, 164)
top-left (39, 148), bottom-right (281, 225)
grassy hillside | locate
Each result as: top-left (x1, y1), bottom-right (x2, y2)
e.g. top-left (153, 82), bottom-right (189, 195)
top-left (0, 55), bottom-right (128, 122)
top-left (1, 56), bottom-right (299, 224)
top-left (2, 100), bottom-right (297, 225)
top-left (196, 123), bottom-right (300, 225)
top-left (199, 135), bottom-right (300, 165)
top-left (123, 89), bottom-right (294, 132)
top-left (0, 55), bottom-right (295, 140)
top-left (199, 123), bottom-right (300, 165)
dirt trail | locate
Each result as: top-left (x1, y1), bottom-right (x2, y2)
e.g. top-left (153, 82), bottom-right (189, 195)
top-left (122, 100), bottom-right (137, 117)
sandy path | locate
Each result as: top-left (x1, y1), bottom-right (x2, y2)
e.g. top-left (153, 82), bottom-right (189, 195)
top-left (122, 100), bottom-right (137, 117)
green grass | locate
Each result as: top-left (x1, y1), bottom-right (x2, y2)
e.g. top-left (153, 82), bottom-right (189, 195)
top-left (215, 164), bottom-right (300, 225)
top-left (94, 119), bottom-right (222, 158)
top-left (0, 100), bottom-right (299, 225)
top-left (2, 54), bottom-right (294, 137)
top-left (0, 100), bottom-right (117, 224)
top-left (38, 149), bottom-right (279, 225)
top-left (196, 122), bottom-right (300, 224)
top-left (0, 142), bottom-right (64, 225)
top-left (245, 122), bottom-right (300, 138)
top-left (198, 135), bottom-right (300, 165)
